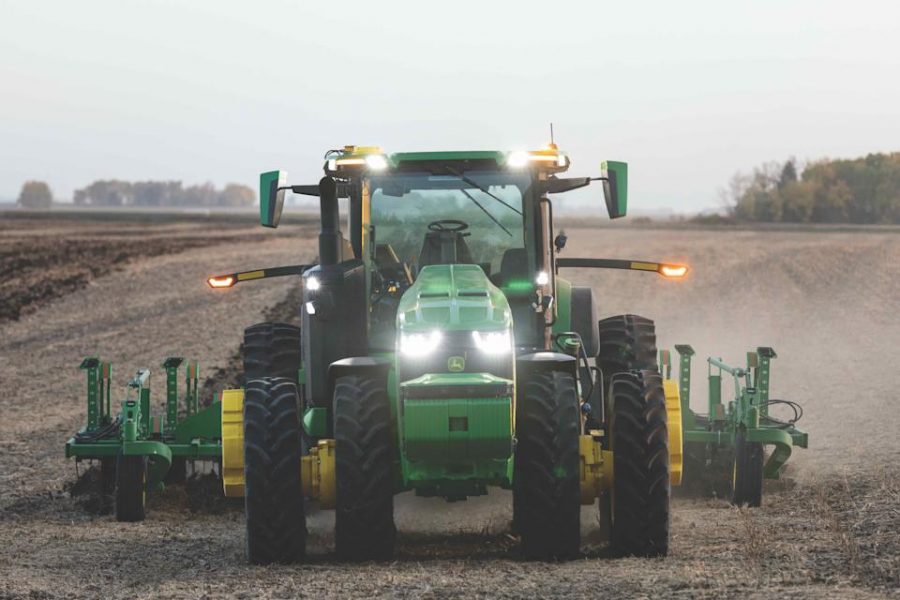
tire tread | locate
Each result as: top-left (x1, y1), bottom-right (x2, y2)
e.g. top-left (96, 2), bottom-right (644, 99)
top-left (244, 377), bottom-right (306, 564)
top-left (334, 375), bottom-right (396, 561)
top-left (610, 370), bottom-right (670, 557)
top-left (514, 370), bottom-right (581, 560)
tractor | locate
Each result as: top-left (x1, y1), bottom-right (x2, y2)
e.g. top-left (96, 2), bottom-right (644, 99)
top-left (63, 144), bottom-right (807, 553)
top-left (208, 145), bottom-right (691, 562)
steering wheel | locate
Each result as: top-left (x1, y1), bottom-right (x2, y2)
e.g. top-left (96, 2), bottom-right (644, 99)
top-left (428, 219), bottom-right (469, 233)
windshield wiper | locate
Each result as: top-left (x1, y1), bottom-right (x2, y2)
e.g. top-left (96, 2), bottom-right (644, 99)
top-left (444, 167), bottom-right (523, 216)
top-left (459, 188), bottom-right (512, 237)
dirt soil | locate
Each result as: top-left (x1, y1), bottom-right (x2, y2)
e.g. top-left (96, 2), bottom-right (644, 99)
top-left (0, 217), bottom-right (301, 323)
top-left (1, 217), bottom-right (898, 599)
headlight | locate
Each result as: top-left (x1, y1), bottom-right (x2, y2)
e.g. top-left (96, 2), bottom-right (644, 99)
top-left (506, 150), bottom-right (530, 168)
top-left (365, 154), bottom-right (388, 170)
top-left (472, 330), bottom-right (512, 355)
top-left (400, 330), bottom-right (443, 356)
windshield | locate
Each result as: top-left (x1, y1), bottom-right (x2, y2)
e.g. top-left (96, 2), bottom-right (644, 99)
top-left (368, 170), bottom-right (529, 279)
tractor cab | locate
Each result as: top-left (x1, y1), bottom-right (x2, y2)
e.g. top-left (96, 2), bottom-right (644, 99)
top-left (364, 164), bottom-right (531, 350)
top-left (259, 146), bottom-right (628, 357)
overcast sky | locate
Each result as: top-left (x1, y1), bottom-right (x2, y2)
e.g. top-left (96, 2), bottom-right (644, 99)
top-left (1, 0), bottom-right (898, 212)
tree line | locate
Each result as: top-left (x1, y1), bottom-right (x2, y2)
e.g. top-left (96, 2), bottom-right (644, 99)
top-left (73, 180), bottom-right (255, 207)
top-left (725, 152), bottom-right (900, 224)
top-left (16, 180), bottom-right (256, 208)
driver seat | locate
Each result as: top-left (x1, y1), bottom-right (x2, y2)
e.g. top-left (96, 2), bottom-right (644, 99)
top-left (417, 229), bottom-right (474, 268)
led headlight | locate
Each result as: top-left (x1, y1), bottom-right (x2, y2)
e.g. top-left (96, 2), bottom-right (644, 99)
top-left (365, 154), bottom-right (388, 170)
top-left (472, 330), bottom-right (512, 355)
top-left (400, 330), bottom-right (443, 357)
top-left (506, 150), bottom-right (530, 168)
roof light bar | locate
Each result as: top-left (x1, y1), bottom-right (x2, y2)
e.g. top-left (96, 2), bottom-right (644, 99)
top-left (328, 146), bottom-right (389, 172)
top-left (506, 149), bottom-right (569, 169)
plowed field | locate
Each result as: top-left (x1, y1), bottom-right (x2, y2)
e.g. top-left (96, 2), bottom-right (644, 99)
top-left (1, 215), bottom-right (898, 599)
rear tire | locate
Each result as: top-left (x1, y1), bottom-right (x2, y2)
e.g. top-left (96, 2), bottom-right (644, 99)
top-left (334, 374), bottom-right (396, 561)
top-left (514, 370), bottom-right (581, 560)
top-left (597, 314), bottom-right (658, 378)
top-left (243, 321), bottom-right (309, 451)
top-left (242, 322), bottom-right (302, 384)
top-left (609, 370), bottom-right (670, 557)
top-left (243, 377), bottom-right (306, 564)
top-left (115, 451), bottom-right (147, 522)
top-left (731, 430), bottom-right (764, 507)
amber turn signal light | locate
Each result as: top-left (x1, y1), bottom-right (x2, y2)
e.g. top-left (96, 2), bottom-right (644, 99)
top-left (659, 264), bottom-right (688, 278)
top-left (207, 275), bottom-right (236, 288)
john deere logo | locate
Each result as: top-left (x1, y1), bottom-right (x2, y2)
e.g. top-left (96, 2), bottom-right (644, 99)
top-left (448, 356), bottom-right (465, 372)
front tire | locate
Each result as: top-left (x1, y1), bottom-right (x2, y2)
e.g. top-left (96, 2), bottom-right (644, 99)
top-left (514, 370), bottom-right (581, 560)
top-left (609, 370), bottom-right (670, 557)
top-left (334, 374), bottom-right (396, 561)
top-left (243, 377), bottom-right (306, 564)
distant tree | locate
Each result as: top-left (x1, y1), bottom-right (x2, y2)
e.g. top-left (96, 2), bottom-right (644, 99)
top-left (217, 183), bottom-right (256, 207)
top-left (182, 182), bottom-right (218, 207)
top-left (729, 162), bottom-right (782, 221)
top-left (729, 152), bottom-right (900, 224)
top-left (70, 179), bottom-right (263, 208)
top-left (779, 181), bottom-right (814, 222)
top-left (76, 180), bottom-right (133, 206)
top-left (778, 158), bottom-right (798, 189)
top-left (718, 171), bottom-right (751, 215)
top-left (133, 181), bottom-right (182, 207)
top-left (17, 180), bottom-right (53, 208)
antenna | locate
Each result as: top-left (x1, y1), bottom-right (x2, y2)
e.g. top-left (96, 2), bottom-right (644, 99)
top-left (549, 122), bottom-right (555, 146)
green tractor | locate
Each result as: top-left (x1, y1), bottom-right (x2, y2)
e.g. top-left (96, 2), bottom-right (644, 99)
top-left (210, 145), bottom-right (691, 562)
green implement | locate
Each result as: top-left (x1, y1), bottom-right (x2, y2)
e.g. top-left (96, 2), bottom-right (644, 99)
top-left (65, 356), bottom-right (222, 521)
top-left (666, 345), bottom-right (808, 506)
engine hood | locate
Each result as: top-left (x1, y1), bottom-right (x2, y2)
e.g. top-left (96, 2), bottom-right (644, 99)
top-left (397, 264), bottom-right (512, 332)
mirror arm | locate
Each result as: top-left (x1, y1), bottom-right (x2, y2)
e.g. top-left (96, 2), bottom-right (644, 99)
top-left (286, 183), bottom-right (350, 198)
top-left (289, 184), bottom-right (320, 196)
top-left (543, 176), bottom-right (592, 194)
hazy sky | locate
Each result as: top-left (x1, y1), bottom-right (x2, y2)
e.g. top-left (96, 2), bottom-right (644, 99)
top-left (2, 0), bottom-right (898, 212)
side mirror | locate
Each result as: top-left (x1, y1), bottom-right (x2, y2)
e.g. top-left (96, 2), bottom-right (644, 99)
top-left (259, 170), bottom-right (287, 228)
top-left (601, 160), bottom-right (628, 219)
top-left (554, 232), bottom-right (567, 253)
